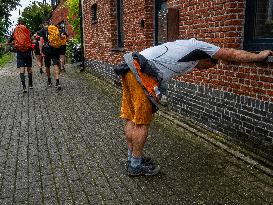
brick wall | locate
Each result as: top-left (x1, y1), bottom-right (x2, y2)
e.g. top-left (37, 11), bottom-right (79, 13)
top-left (170, 0), bottom-right (273, 103)
top-left (82, 0), bottom-right (154, 64)
top-left (50, 0), bottom-right (75, 38)
top-left (82, 0), bottom-right (273, 162)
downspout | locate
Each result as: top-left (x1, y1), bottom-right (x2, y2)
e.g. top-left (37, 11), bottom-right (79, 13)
top-left (79, 0), bottom-right (85, 70)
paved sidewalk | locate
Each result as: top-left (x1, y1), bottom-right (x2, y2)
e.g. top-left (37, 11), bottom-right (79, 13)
top-left (0, 59), bottom-right (273, 205)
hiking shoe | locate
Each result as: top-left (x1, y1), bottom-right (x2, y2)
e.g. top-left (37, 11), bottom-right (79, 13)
top-left (128, 161), bottom-right (160, 176)
top-left (22, 87), bottom-right (27, 93)
top-left (56, 84), bottom-right (61, 90)
top-left (47, 81), bottom-right (52, 87)
top-left (29, 85), bottom-right (33, 89)
top-left (127, 156), bottom-right (153, 169)
top-left (40, 69), bottom-right (44, 74)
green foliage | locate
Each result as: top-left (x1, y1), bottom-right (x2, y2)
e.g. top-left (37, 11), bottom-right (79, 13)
top-left (21, 1), bottom-right (52, 33)
top-left (66, 38), bottom-right (80, 60)
top-left (0, 0), bottom-right (20, 41)
top-left (66, 0), bottom-right (80, 41)
top-left (0, 52), bottom-right (12, 68)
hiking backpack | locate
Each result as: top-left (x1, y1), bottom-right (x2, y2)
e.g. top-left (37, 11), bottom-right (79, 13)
top-left (47, 25), bottom-right (61, 48)
top-left (13, 25), bottom-right (32, 52)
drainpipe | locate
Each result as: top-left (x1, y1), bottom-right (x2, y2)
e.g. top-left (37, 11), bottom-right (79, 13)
top-left (79, 0), bottom-right (85, 70)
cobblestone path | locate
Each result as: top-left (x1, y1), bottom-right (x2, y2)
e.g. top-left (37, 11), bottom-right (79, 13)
top-left (0, 59), bottom-right (273, 204)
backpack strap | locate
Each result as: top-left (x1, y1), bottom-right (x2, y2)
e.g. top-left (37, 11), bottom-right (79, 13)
top-left (124, 52), bottom-right (160, 113)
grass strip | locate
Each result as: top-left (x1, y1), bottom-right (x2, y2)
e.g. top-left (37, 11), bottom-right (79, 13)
top-left (0, 52), bottom-right (12, 68)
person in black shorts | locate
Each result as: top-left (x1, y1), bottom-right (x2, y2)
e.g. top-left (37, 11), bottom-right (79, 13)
top-left (39, 21), bottom-right (61, 90)
top-left (33, 34), bottom-right (44, 74)
top-left (8, 20), bottom-right (33, 93)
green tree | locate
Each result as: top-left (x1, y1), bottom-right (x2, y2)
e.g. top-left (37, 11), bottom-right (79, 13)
top-left (66, 0), bottom-right (80, 41)
top-left (21, 1), bottom-right (52, 33)
top-left (0, 0), bottom-right (20, 41)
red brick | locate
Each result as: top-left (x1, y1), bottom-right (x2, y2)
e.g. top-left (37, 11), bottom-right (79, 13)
top-left (267, 90), bottom-right (273, 96)
top-left (260, 76), bottom-right (273, 83)
top-left (76, 0), bottom-right (272, 103)
top-left (50, 0), bottom-right (75, 38)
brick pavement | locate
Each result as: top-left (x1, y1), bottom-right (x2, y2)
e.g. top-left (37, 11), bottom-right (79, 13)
top-left (0, 59), bottom-right (273, 205)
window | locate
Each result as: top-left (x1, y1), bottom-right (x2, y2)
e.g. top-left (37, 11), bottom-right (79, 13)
top-left (116, 0), bottom-right (124, 48)
top-left (91, 4), bottom-right (98, 24)
top-left (155, 0), bottom-right (168, 45)
top-left (51, 0), bottom-right (60, 8)
top-left (244, 0), bottom-right (273, 51)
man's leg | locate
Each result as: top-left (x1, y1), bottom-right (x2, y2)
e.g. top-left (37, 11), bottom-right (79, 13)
top-left (54, 64), bottom-right (61, 90)
top-left (45, 66), bottom-right (52, 86)
top-left (17, 52), bottom-right (27, 93)
top-left (131, 124), bottom-right (149, 157)
top-left (36, 55), bottom-right (43, 74)
top-left (27, 67), bottom-right (33, 89)
top-left (60, 54), bottom-right (65, 71)
top-left (52, 48), bottom-right (61, 90)
top-left (128, 122), bottom-right (160, 176)
top-left (125, 120), bottom-right (134, 161)
top-left (19, 67), bottom-right (27, 93)
top-left (54, 64), bottom-right (59, 81)
top-left (44, 52), bottom-right (52, 87)
top-left (129, 123), bottom-right (149, 168)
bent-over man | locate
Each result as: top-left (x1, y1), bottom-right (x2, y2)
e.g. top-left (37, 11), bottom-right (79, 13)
top-left (118, 38), bottom-right (273, 176)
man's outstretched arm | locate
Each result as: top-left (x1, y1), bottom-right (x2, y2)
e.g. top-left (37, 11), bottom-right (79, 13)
top-left (213, 48), bottom-right (273, 62)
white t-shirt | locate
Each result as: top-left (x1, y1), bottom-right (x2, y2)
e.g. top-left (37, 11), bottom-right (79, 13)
top-left (140, 38), bottom-right (220, 82)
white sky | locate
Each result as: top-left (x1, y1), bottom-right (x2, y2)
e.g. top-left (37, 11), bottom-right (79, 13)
top-left (9, 0), bottom-right (48, 31)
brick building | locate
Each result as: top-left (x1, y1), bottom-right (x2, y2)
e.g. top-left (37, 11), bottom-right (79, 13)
top-left (50, 0), bottom-right (74, 38)
top-left (82, 0), bottom-right (273, 163)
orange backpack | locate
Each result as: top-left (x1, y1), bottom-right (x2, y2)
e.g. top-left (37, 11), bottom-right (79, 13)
top-left (14, 25), bottom-right (32, 52)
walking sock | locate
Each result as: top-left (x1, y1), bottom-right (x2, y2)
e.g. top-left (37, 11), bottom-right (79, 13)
top-left (130, 156), bottom-right (142, 168)
top-left (28, 73), bottom-right (33, 87)
top-left (47, 77), bottom-right (52, 86)
top-left (128, 149), bottom-right (132, 162)
top-left (20, 73), bottom-right (26, 88)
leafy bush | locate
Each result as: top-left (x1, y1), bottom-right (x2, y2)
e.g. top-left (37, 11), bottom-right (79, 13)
top-left (66, 0), bottom-right (80, 41)
top-left (66, 38), bottom-right (80, 61)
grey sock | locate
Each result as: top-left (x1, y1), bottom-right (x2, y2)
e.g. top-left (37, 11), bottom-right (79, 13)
top-left (128, 149), bottom-right (132, 161)
top-left (131, 156), bottom-right (142, 168)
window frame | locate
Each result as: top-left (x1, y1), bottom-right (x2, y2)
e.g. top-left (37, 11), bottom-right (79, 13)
top-left (116, 0), bottom-right (124, 48)
top-left (154, 0), bottom-right (167, 46)
top-left (91, 4), bottom-right (98, 24)
top-left (244, 0), bottom-right (273, 51)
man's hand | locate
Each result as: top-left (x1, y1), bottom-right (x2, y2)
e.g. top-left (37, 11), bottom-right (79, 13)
top-left (214, 48), bottom-right (273, 63)
top-left (258, 50), bottom-right (273, 61)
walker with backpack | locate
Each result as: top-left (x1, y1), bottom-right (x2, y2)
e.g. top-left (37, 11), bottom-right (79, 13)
top-left (45, 24), bottom-right (62, 49)
top-left (13, 24), bottom-right (32, 52)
